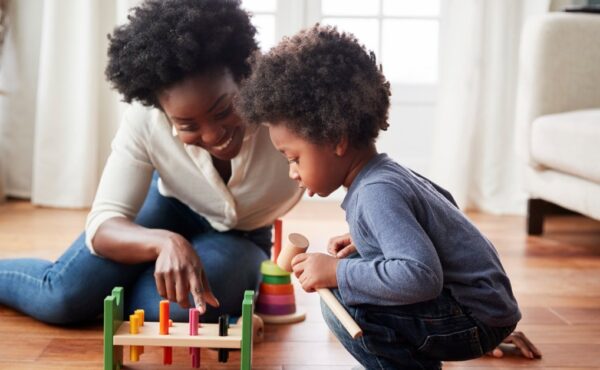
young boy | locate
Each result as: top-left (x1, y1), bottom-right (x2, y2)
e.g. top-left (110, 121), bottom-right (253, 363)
top-left (236, 25), bottom-right (523, 369)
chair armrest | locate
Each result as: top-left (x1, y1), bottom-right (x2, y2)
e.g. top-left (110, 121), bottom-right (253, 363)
top-left (515, 13), bottom-right (600, 161)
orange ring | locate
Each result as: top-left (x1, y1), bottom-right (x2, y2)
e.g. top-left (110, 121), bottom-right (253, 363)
top-left (259, 283), bottom-right (294, 295)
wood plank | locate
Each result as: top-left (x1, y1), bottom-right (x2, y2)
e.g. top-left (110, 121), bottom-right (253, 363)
top-left (113, 322), bottom-right (242, 348)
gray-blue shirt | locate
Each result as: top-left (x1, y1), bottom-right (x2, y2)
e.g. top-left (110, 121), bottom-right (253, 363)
top-left (337, 154), bottom-right (521, 327)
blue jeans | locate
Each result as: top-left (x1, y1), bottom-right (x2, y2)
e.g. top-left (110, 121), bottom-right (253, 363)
top-left (0, 174), bottom-right (271, 324)
top-left (322, 288), bottom-right (515, 370)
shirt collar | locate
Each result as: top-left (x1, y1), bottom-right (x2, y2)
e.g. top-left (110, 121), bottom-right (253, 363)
top-left (341, 153), bottom-right (389, 211)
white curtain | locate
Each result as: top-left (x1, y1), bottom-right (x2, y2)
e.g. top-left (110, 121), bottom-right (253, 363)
top-left (0, 0), bottom-right (42, 201)
top-left (0, 0), bottom-right (139, 208)
top-left (429, 0), bottom-right (550, 214)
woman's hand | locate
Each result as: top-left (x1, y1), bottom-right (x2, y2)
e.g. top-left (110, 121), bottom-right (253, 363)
top-left (327, 233), bottom-right (357, 258)
top-left (154, 231), bottom-right (219, 314)
top-left (487, 331), bottom-right (542, 359)
top-left (93, 218), bottom-right (219, 314)
top-left (291, 252), bottom-right (339, 292)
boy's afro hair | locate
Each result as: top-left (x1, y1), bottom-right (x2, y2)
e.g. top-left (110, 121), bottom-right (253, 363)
top-left (105, 0), bottom-right (257, 107)
top-left (236, 24), bottom-right (390, 148)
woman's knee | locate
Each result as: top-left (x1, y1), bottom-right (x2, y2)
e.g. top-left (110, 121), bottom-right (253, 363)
top-left (30, 286), bottom-right (102, 324)
top-left (197, 235), bottom-right (267, 286)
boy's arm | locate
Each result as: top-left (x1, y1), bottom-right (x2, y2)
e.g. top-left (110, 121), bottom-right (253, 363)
top-left (337, 182), bottom-right (443, 306)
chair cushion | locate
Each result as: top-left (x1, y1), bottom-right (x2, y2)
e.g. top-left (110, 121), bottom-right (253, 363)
top-left (531, 109), bottom-right (600, 183)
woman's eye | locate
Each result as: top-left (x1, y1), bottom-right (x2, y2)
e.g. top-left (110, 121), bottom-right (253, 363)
top-left (177, 124), bottom-right (197, 132)
top-left (214, 105), bottom-right (233, 120)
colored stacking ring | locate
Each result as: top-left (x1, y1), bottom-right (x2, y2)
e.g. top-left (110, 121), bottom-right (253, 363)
top-left (262, 274), bottom-right (291, 285)
top-left (255, 303), bottom-right (296, 315)
top-left (257, 294), bottom-right (295, 305)
top-left (259, 283), bottom-right (294, 295)
top-left (260, 260), bottom-right (290, 277)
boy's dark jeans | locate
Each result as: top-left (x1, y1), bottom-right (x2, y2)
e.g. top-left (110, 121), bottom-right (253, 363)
top-left (322, 288), bottom-right (516, 370)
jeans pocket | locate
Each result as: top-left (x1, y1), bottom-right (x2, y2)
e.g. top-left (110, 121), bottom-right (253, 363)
top-left (417, 326), bottom-right (483, 361)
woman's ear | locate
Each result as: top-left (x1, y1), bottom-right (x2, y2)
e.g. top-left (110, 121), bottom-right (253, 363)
top-left (335, 135), bottom-right (349, 157)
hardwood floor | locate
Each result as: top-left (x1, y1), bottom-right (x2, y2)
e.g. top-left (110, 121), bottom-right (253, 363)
top-left (0, 199), bottom-right (599, 369)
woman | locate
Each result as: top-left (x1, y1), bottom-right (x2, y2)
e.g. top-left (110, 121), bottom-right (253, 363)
top-left (0, 0), bottom-right (301, 323)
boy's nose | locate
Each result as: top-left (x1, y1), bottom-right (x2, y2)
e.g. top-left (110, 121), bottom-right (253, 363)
top-left (289, 167), bottom-right (300, 181)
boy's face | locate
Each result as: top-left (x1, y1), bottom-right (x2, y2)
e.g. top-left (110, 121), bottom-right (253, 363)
top-left (268, 123), bottom-right (348, 197)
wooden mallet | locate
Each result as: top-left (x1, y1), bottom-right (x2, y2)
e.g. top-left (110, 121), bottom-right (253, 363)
top-left (276, 233), bottom-right (363, 339)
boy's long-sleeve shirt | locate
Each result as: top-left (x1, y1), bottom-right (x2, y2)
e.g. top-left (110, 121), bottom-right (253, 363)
top-left (337, 153), bottom-right (521, 327)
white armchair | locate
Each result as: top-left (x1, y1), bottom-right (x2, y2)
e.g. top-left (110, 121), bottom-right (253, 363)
top-left (516, 12), bottom-right (600, 235)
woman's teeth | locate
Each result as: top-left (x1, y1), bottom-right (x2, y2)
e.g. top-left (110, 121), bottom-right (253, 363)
top-left (214, 136), bottom-right (233, 151)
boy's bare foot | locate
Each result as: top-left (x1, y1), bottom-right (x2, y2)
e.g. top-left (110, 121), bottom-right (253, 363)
top-left (486, 331), bottom-right (542, 359)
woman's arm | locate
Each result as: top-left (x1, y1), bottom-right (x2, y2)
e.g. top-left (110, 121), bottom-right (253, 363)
top-left (86, 107), bottom-right (218, 312)
top-left (92, 217), bottom-right (166, 263)
top-left (93, 217), bottom-right (219, 312)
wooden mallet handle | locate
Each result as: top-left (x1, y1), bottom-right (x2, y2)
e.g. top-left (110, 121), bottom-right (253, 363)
top-left (276, 233), bottom-right (363, 339)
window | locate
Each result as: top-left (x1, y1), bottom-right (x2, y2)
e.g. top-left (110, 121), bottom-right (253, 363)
top-left (321, 0), bottom-right (440, 87)
top-left (241, 0), bottom-right (441, 90)
top-left (241, 0), bottom-right (277, 51)
top-left (240, 1), bottom-right (442, 200)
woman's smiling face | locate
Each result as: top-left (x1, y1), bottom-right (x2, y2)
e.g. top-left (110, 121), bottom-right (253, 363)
top-left (158, 69), bottom-right (246, 160)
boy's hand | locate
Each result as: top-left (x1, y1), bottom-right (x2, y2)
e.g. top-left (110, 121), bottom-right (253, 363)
top-left (487, 331), bottom-right (542, 359)
top-left (291, 252), bottom-right (339, 292)
top-left (327, 233), bottom-right (357, 258)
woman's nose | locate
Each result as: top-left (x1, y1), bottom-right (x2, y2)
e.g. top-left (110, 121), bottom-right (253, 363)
top-left (197, 124), bottom-right (226, 146)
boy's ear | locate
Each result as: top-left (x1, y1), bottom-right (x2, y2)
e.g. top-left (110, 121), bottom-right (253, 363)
top-left (335, 135), bottom-right (349, 157)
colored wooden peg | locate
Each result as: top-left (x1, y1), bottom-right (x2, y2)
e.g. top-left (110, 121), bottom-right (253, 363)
top-left (159, 300), bottom-right (169, 335)
top-left (163, 346), bottom-right (172, 365)
top-left (129, 315), bottom-right (140, 362)
top-left (129, 314), bottom-right (139, 334)
top-left (134, 309), bottom-right (145, 355)
top-left (159, 300), bottom-right (172, 365)
top-left (189, 308), bottom-right (200, 368)
top-left (218, 314), bottom-right (229, 363)
top-left (273, 219), bottom-right (282, 262)
top-left (135, 309), bottom-right (145, 326)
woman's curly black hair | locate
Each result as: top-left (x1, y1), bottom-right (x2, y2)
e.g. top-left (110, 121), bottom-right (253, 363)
top-left (236, 24), bottom-right (390, 148)
top-left (105, 0), bottom-right (258, 107)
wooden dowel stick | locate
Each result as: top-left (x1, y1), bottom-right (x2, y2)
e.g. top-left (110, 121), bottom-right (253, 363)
top-left (316, 288), bottom-right (362, 339)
